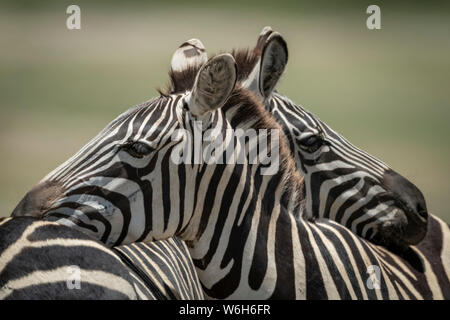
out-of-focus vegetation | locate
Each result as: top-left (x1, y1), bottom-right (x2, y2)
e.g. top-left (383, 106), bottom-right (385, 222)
top-left (0, 1), bottom-right (449, 222)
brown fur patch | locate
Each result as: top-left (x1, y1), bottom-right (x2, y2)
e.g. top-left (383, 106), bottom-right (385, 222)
top-left (11, 180), bottom-right (66, 218)
top-left (230, 48), bottom-right (260, 82)
top-left (222, 86), bottom-right (304, 199)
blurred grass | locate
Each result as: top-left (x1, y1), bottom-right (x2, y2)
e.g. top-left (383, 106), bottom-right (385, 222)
top-left (0, 2), bottom-right (449, 223)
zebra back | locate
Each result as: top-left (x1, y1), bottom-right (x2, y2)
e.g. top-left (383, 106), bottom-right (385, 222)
top-left (114, 239), bottom-right (204, 300)
top-left (0, 217), bottom-right (203, 299)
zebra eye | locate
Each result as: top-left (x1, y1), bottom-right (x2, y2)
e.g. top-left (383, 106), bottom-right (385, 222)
top-left (300, 135), bottom-right (323, 153)
top-left (123, 141), bottom-right (154, 158)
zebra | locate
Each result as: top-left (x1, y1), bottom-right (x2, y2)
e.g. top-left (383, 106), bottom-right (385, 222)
top-left (165, 32), bottom-right (429, 251)
top-left (10, 47), bottom-right (449, 299)
top-left (11, 38), bottom-right (423, 250)
top-left (0, 216), bottom-right (204, 299)
top-left (227, 28), bottom-right (449, 298)
top-left (5, 39), bottom-right (208, 300)
top-left (233, 27), bottom-right (429, 251)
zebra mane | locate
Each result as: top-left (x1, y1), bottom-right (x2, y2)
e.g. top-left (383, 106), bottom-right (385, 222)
top-left (223, 86), bottom-right (304, 203)
top-left (230, 48), bottom-right (260, 82)
top-left (161, 65), bottom-right (200, 95)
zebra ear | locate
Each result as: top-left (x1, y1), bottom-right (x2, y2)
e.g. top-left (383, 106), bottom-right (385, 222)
top-left (188, 54), bottom-right (237, 116)
top-left (255, 26), bottom-right (275, 53)
top-left (170, 39), bottom-right (207, 72)
top-left (258, 30), bottom-right (288, 98)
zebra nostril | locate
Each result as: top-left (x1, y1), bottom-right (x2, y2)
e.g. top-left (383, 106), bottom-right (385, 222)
top-left (381, 169), bottom-right (428, 222)
top-left (418, 209), bottom-right (428, 219)
top-left (415, 202), bottom-right (428, 219)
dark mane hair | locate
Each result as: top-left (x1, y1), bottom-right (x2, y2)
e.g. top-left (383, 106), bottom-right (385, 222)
top-left (230, 48), bottom-right (260, 82)
top-left (223, 86), bottom-right (304, 199)
top-left (159, 48), bottom-right (260, 96)
top-left (159, 65), bottom-right (201, 96)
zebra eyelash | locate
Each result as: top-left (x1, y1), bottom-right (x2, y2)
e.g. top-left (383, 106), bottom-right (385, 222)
top-left (298, 127), bottom-right (327, 152)
top-left (119, 140), bottom-right (155, 158)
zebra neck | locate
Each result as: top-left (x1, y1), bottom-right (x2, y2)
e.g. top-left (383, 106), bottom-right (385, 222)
top-left (181, 155), bottom-right (305, 291)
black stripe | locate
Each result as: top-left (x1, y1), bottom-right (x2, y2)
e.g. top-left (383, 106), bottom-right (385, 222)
top-left (113, 247), bottom-right (172, 300)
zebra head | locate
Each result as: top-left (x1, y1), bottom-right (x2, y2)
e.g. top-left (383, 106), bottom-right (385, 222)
top-left (238, 27), bottom-right (428, 249)
top-left (12, 44), bottom-right (245, 247)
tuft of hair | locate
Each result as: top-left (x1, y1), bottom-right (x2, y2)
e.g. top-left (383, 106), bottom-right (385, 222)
top-left (159, 49), bottom-right (260, 96)
top-left (158, 65), bottom-right (202, 96)
top-left (230, 48), bottom-right (260, 82)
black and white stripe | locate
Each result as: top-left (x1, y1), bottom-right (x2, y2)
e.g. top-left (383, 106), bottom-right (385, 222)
top-left (238, 27), bottom-right (429, 249)
top-left (114, 240), bottom-right (204, 299)
top-left (10, 41), bottom-right (449, 299)
top-left (0, 217), bottom-right (203, 299)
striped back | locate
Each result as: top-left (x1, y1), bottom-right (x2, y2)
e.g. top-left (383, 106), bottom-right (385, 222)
top-left (0, 217), bottom-right (203, 299)
top-left (115, 239), bottom-right (204, 299)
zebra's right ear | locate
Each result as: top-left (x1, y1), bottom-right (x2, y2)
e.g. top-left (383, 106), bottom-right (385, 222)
top-left (188, 54), bottom-right (237, 117)
top-left (170, 39), bottom-right (208, 72)
top-left (258, 30), bottom-right (288, 98)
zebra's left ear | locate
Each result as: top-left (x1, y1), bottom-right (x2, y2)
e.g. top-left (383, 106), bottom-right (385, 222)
top-left (188, 54), bottom-right (237, 117)
top-left (171, 39), bottom-right (208, 72)
top-left (258, 31), bottom-right (288, 98)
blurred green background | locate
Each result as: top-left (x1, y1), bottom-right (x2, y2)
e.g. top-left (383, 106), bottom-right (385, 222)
top-left (0, 1), bottom-right (449, 222)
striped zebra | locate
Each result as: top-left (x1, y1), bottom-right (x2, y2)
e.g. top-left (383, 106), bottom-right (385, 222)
top-left (10, 48), bottom-right (449, 299)
top-left (114, 238), bottom-right (204, 299)
top-left (235, 27), bottom-right (429, 251)
top-left (228, 28), bottom-right (449, 298)
top-left (0, 216), bottom-right (203, 299)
